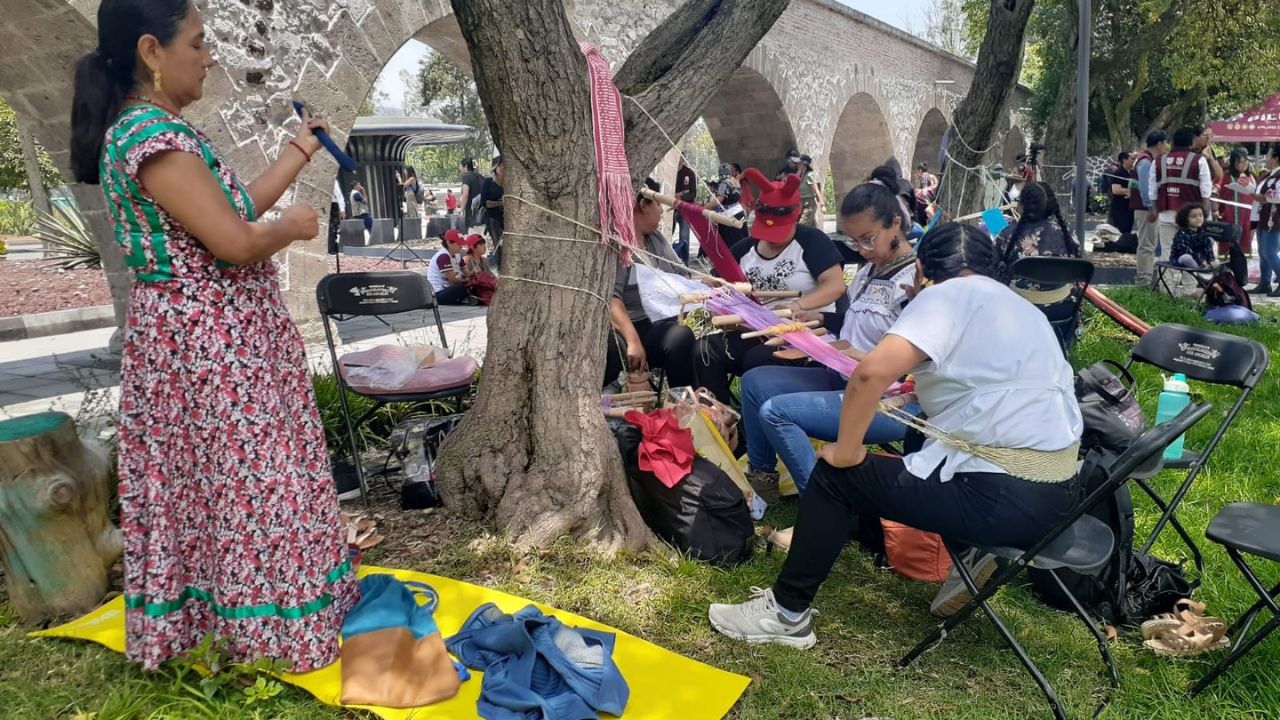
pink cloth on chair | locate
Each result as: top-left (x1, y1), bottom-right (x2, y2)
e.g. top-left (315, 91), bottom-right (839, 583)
top-left (338, 346), bottom-right (478, 394)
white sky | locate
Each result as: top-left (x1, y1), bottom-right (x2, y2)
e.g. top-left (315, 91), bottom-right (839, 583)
top-left (372, 0), bottom-right (934, 108)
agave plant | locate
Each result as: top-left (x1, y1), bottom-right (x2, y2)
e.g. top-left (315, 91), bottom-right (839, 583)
top-left (33, 204), bottom-right (101, 270)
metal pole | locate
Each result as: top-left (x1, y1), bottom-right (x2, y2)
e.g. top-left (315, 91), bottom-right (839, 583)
top-left (1074, 0), bottom-right (1091, 249)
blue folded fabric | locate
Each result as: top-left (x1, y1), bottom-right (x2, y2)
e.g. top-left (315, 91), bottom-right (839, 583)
top-left (343, 574), bottom-right (441, 640)
top-left (447, 603), bottom-right (630, 720)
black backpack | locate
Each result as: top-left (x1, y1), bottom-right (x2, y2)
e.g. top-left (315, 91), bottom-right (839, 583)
top-left (1030, 447), bottom-right (1190, 626)
top-left (615, 425), bottom-right (755, 566)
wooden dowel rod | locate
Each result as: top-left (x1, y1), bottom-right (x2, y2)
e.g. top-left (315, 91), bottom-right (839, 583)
top-left (639, 187), bottom-right (745, 228)
top-left (764, 326), bottom-right (827, 346)
top-left (677, 282), bottom-right (752, 304)
top-left (741, 319), bottom-right (821, 340)
top-left (711, 309), bottom-right (792, 327)
top-left (953, 203), bottom-right (1016, 223)
top-left (605, 391), bottom-right (656, 402)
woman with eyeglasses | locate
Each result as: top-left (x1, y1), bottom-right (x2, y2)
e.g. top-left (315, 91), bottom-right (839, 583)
top-left (739, 165), bottom-right (923, 512)
top-left (693, 169), bottom-right (848, 407)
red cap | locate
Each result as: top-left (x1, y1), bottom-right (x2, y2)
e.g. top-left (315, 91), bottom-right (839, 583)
top-left (443, 229), bottom-right (463, 245)
top-left (465, 233), bottom-right (485, 247)
top-left (742, 168), bottom-right (801, 244)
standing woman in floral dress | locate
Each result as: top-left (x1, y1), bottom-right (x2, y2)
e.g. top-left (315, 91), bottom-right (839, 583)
top-left (69, 0), bottom-right (356, 671)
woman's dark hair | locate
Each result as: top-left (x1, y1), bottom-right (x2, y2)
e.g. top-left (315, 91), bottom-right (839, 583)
top-left (461, 157), bottom-right (476, 172)
top-left (1002, 181), bottom-right (1079, 264)
top-left (839, 164), bottom-right (916, 232)
top-left (1175, 202), bottom-right (1205, 230)
top-left (1228, 147), bottom-right (1250, 175)
top-left (916, 162), bottom-right (929, 172)
top-left (70, 0), bottom-right (191, 184)
top-left (917, 222), bottom-right (998, 282)
top-left (636, 176), bottom-right (660, 206)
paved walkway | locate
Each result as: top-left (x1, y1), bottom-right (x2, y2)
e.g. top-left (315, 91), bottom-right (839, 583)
top-left (0, 305), bottom-right (489, 418)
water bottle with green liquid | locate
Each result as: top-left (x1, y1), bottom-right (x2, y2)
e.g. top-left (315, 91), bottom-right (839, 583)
top-left (1155, 373), bottom-right (1191, 461)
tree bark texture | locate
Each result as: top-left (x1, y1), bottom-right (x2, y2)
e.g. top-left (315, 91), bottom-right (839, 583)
top-left (1040, 2), bottom-right (1078, 199)
top-left (436, 0), bottom-right (791, 551)
top-left (0, 412), bottom-right (122, 624)
top-left (938, 0), bottom-right (1035, 219)
top-left (615, 0), bottom-right (792, 184)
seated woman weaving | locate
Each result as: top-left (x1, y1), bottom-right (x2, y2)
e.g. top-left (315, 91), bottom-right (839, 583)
top-left (740, 165), bottom-right (922, 497)
top-left (708, 223), bottom-right (1083, 648)
top-left (603, 179), bottom-right (698, 390)
top-left (694, 169), bottom-right (848, 406)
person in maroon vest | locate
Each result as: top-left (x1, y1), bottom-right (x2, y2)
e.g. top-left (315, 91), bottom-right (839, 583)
top-left (1132, 131), bottom-right (1169, 286)
top-left (1217, 148), bottom-right (1256, 288)
top-left (1147, 127), bottom-right (1212, 286)
top-left (1254, 146), bottom-right (1280, 297)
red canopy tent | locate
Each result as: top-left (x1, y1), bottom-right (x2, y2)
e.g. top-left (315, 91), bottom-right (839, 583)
top-left (1210, 92), bottom-right (1280, 144)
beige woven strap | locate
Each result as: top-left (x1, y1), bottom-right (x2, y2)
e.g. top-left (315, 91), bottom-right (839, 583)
top-left (1014, 283), bottom-right (1073, 305)
top-left (877, 397), bottom-right (1079, 483)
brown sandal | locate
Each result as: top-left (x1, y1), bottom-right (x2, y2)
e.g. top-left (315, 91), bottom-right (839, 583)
top-left (1144, 621), bottom-right (1231, 657)
top-left (1141, 598), bottom-right (1225, 640)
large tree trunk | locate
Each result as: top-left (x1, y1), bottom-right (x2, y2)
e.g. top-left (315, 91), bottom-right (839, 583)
top-left (436, 0), bottom-right (790, 551)
top-left (938, 0), bottom-right (1035, 218)
top-left (0, 412), bottom-right (121, 624)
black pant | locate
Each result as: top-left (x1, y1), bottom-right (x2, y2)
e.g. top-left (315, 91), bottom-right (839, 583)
top-left (435, 284), bottom-right (470, 305)
top-left (328, 202), bottom-right (341, 254)
top-left (603, 317), bottom-right (698, 390)
top-left (772, 454), bottom-right (1081, 613)
top-left (487, 216), bottom-right (504, 269)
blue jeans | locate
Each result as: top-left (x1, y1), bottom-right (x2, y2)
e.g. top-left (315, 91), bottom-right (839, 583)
top-left (1259, 230), bottom-right (1280, 288)
top-left (741, 365), bottom-right (919, 493)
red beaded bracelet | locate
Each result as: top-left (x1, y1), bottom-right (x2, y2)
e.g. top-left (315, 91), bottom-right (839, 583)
top-left (288, 140), bottom-right (313, 162)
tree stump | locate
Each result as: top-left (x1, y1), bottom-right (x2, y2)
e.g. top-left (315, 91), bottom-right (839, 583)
top-left (0, 412), bottom-right (121, 624)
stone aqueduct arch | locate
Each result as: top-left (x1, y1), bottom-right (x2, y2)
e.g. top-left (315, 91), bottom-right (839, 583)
top-left (2, 0), bottom-right (1029, 332)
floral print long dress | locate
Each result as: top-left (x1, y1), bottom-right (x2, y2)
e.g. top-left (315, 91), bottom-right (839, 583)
top-left (101, 103), bottom-right (356, 672)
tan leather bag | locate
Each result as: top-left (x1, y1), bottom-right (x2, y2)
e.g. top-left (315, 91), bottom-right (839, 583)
top-left (340, 626), bottom-right (461, 708)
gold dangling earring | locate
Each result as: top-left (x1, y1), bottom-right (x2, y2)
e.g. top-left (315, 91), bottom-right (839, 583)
top-left (153, 69), bottom-right (164, 95)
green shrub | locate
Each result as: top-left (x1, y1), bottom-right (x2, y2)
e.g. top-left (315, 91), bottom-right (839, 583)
top-left (0, 199), bottom-right (35, 237)
top-left (33, 204), bottom-right (100, 270)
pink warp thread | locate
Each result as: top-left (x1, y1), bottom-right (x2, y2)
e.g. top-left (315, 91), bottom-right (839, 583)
top-left (581, 43), bottom-right (637, 261)
top-left (676, 203), bottom-right (748, 283)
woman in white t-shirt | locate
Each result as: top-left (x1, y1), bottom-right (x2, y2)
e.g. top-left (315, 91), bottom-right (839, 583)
top-left (693, 169), bottom-right (848, 405)
top-left (709, 222), bottom-right (1083, 649)
top-left (739, 166), bottom-right (922, 498)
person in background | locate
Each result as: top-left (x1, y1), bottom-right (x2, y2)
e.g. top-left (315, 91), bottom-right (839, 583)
top-left (739, 165), bottom-right (922, 504)
top-left (1149, 127), bottom-right (1213, 284)
top-left (603, 178), bottom-right (699, 391)
top-left (705, 162), bottom-right (747, 246)
top-left (914, 163), bottom-right (938, 196)
top-left (708, 223), bottom-right (1082, 648)
top-left (445, 188), bottom-right (458, 215)
top-left (672, 155), bottom-right (697, 264)
top-left (797, 153), bottom-right (825, 228)
top-left (428, 229), bottom-right (471, 305)
top-left (328, 178), bottom-right (346, 254)
top-left (460, 234), bottom-right (497, 305)
top-left (1170, 204), bottom-right (1215, 269)
top-left (993, 181), bottom-right (1080, 281)
top-left (1251, 145), bottom-right (1280, 297)
top-left (1217, 148), bottom-right (1255, 288)
top-left (459, 157), bottom-right (483, 230)
top-left (350, 181), bottom-right (372, 233)
top-left (423, 186), bottom-right (438, 216)
top-left (1193, 126), bottom-right (1224, 183)
top-left (481, 156), bottom-right (505, 267)
top-left (69, 0), bottom-right (356, 671)
top-left (1132, 131), bottom-right (1169, 286)
top-left (1107, 152), bottom-right (1135, 239)
top-left (779, 149), bottom-right (802, 180)
top-left (396, 169), bottom-right (420, 221)
top-left (693, 170), bottom-right (848, 406)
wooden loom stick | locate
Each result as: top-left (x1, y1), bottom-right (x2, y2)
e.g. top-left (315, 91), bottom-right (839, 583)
top-left (712, 309), bottom-right (793, 327)
top-left (764, 327), bottom-right (828, 346)
top-left (607, 390), bottom-right (657, 402)
top-left (639, 187), bottom-right (744, 228)
top-left (741, 320), bottom-right (821, 340)
top-left (953, 203), bottom-right (1016, 223)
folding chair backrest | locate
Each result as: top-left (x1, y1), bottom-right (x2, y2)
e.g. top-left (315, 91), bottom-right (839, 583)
top-left (1202, 221), bottom-right (1241, 249)
top-left (316, 271), bottom-right (437, 318)
top-left (1009, 257), bottom-right (1095, 355)
top-left (1130, 323), bottom-right (1269, 390)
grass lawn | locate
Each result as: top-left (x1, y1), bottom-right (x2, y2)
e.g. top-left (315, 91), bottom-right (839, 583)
top-left (3, 287), bottom-right (1280, 719)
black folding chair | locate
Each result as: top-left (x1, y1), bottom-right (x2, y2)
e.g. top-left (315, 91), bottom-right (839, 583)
top-left (316, 271), bottom-right (474, 504)
top-left (1153, 221), bottom-right (1241, 300)
top-left (898, 404), bottom-right (1213, 720)
top-left (1008, 256), bottom-right (1095, 357)
top-left (1124, 324), bottom-right (1269, 580)
top-left (1191, 502), bottom-right (1280, 695)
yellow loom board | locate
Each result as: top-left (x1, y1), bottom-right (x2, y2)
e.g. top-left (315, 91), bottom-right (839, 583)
top-left (32, 565), bottom-right (750, 720)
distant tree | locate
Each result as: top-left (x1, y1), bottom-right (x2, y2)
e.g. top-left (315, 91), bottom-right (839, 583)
top-left (920, 0), bottom-right (974, 59)
top-left (0, 99), bottom-right (62, 194)
top-left (417, 51), bottom-right (493, 164)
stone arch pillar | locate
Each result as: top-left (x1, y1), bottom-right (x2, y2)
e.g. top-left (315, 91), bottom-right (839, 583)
top-left (701, 66), bottom-right (798, 178)
top-left (828, 93), bottom-right (894, 205)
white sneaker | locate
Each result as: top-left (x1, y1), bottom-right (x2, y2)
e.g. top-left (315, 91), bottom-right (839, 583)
top-left (930, 550), bottom-right (1000, 618)
top-left (708, 587), bottom-right (817, 649)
